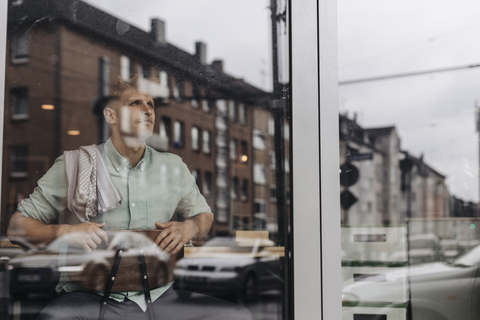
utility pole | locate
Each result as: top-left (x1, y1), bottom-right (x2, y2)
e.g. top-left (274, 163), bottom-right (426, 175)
top-left (270, 1), bottom-right (290, 319)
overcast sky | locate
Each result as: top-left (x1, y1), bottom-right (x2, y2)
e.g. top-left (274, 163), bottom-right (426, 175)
top-left (83, 0), bottom-right (274, 92)
top-left (338, 0), bottom-right (480, 202)
top-left (81, 0), bottom-right (480, 202)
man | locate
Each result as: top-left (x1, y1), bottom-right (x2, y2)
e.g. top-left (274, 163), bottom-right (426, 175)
top-left (7, 81), bottom-right (252, 320)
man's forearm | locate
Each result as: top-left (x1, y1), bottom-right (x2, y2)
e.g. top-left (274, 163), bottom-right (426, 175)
top-left (7, 211), bottom-right (62, 246)
top-left (187, 212), bottom-right (213, 241)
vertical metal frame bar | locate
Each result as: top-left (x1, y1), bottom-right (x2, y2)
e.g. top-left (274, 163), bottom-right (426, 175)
top-left (292, 0), bottom-right (341, 318)
top-left (0, 1), bottom-right (7, 233)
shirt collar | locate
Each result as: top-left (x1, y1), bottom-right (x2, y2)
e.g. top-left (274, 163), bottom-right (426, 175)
top-left (104, 138), bottom-right (149, 172)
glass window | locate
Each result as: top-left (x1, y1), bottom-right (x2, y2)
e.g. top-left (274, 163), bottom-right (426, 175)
top-left (231, 177), bottom-right (239, 199)
top-left (269, 150), bottom-right (276, 169)
top-left (253, 163), bottom-right (266, 185)
top-left (9, 145), bottom-right (28, 178)
top-left (336, 0), bottom-right (480, 318)
top-left (228, 100), bottom-right (236, 121)
top-left (268, 117), bottom-right (275, 136)
top-left (203, 171), bottom-right (212, 197)
top-left (191, 169), bottom-right (201, 191)
top-left (202, 99), bottom-right (210, 113)
top-left (253, 130), bottom-right (266, 150)
top-left (11, 31), bottom-right (28, 63)
top-left (239, 103), bottom-right (246, 124)
top-left (160, 71), bottom-right (168, 86)
top-left (173, 120), bottom-right (184, 149)
top-left (240, 140), bottom-right (248, 163)
top-left (10, 87), bottom-right (28, 120)
top-left (120, 55), bottom-right (130, 81)
top-left (202, 130), bottom-right (211, 154)
top-left (229, 138), bottom-right (237, 160)
top-left (191, 126), bottom-right (200, 151)
top-left (241, 179), bottom-right (248, 201)
top-left (1, 1), bottom-right (294, 319)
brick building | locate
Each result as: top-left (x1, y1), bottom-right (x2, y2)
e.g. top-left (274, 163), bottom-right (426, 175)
top-left (2, 0), bottom-right (271, 236)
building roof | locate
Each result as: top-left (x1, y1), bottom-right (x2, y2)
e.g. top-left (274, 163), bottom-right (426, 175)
top-left (7, 0), bottom-right (270, 103)
top-left (363, 126), bottom-right (395, 137)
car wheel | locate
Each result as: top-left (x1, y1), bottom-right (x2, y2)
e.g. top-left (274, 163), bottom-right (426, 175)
top-left (242, 274), bottom-right (258, 302)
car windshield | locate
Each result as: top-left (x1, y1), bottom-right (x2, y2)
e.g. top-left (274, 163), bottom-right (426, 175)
top-left (452, 245), bottom-right (480, 267)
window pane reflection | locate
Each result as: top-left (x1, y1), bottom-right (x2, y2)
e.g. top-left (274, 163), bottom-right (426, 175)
top-left (339, 1), bottom-right (480, 319)
top-left (1, 0), bottom-right (290, 319)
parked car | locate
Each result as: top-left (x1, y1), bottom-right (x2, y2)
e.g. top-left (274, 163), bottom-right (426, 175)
top-left (440, 239), bottom-right (460, 262)
top-left (8, 230), bottom-right (173, 297)
top-left (174, 237), bottom-right (283, 301)
top-left (408, 233), bottom-right (444, 264)
top-left (342, 243), bottom-right (480, 320)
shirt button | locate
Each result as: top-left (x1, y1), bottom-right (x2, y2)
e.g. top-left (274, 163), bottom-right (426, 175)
top-left (132, 203), bottom-right (136, 207)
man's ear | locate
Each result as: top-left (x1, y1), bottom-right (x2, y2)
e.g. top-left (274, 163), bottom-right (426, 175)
top-left (103, 107), bottom-right (117, 125)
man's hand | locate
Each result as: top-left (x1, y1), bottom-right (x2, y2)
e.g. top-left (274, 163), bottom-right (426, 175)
top-left (154, 212), bottom-right (213, 254)
top-left (7, 212), bottom-right (108, 252)
top-left (154, 220), bottom-right (198, 254)
top-left (57, 223), bottom-right (109, 252)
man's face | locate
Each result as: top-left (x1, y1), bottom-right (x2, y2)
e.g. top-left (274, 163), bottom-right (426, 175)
top-left (114, 88), bottom-right (155, 141)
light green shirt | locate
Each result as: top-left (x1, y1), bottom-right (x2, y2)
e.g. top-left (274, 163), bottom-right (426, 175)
top-left (18, 138), bottom-right (212, 311)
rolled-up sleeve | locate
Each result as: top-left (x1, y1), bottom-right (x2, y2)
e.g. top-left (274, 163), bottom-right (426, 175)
top-left (174, 161), bottom-right (212, 218)
top-left (17, 155), bottom-right (68, 224)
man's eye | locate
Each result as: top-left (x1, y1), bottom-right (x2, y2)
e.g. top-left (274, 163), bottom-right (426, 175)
top-left (148, 102), bottom-right (154, 108)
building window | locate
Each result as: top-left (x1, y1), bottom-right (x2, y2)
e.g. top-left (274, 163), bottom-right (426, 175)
top-left (215, 131), bottom-right (227, 147)
top-left (141, 63), bottom-right (150, 79)
top-left (203, 171), bottom-right (212, 197)
top-left (158, 117), bottom-right (171, 150)
top-left (10, 87), bottom-right (28, 120)
top-left (216, 169), bottom-right (228, 188)
top-left (229, 139), bottom-right (237, 160)
top-left (240, 141), bottom-right (248, 163)
top-left (233, 216), bottom-right (240, 230)
top-left (191, 127), bottom-right (200, 151)
top-left (203, 130), bottom-right (211, 154)
top-left (231, 177), bottom-right (239, 199)
top-left (229, 100), bottom-right (237, 121)
top-left (191, 99), bottom-right (198, 108)
top-left (216, 148), bottom-right (228, 168)
top-left (98, 56), bottom-right (110, 97)
top-left (216, 189), bottom-right (229, 223)
top-left (268, 117), bottom-right (275, 136)
top-left (202, 100), bottom-right (210, 113)
top-left (284, 122), bottom-right (290, 141)
top-left (269, 151), bottom-right (276, 170)
top-left (11, 31), bottom-right (29, 63)
top-left (191, 169), bottom-right (201, 192)
top-left (120, 55), bottom-right (130, 81)
top-left (174, 76), bottom-right (183, 99)
top-left (285, 156), bottom-right (290, 174)
top-left (160, 71), bottom-right (168, 87)
top-left (239, 103), bottom-right (246, 124)
top-left (270, 185), bottom-right (277, 202)
top-left (173, 121), bottom-right (185, 149)
top-left (216, 100), bottom-right (227, 116)
top-left (254, 164), bottom-right (266, 185)
top-left (10, 145), bottom-right (28, 178)
top-left (254, 200), bottom-right (267, 230)
top-left (241, 179), bottom-right (248, 201)
top-left (253, 130), bottom-right (266, 150)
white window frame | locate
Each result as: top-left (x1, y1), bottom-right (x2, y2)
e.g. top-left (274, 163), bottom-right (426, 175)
top-left (292, 0), bottom-right (340, 318)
